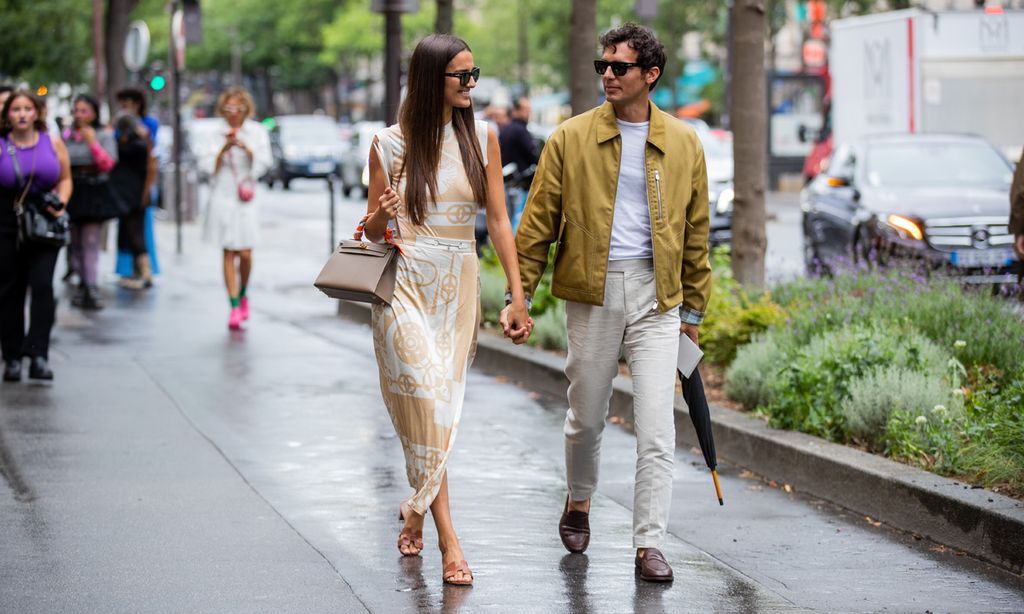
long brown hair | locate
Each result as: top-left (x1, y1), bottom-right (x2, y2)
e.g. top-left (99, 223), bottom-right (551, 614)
top-left (0, 90), bottom-right (48, 137)
top-left (398, 35), bottom-right (488, 225)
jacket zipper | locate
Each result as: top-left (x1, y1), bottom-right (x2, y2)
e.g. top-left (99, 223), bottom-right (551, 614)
top-left (651, 167), bottom-right (662, 312)
top-left (654, 169), bottom-right (664, 222)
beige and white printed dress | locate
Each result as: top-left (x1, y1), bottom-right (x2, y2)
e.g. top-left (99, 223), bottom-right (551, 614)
top-left (371, 120), bottom-right (487, 514)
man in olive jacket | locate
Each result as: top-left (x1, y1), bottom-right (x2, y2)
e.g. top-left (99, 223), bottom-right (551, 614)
top-left (502, 23), bottom-right (711, 582)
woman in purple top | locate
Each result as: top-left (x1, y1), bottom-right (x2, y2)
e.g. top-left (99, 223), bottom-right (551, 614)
top-left (0, 90), bottom-right (72, 382)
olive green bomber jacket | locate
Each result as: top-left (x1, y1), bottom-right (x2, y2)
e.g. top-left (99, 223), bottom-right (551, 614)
top-left (514, 100), bottom-right (712, 320)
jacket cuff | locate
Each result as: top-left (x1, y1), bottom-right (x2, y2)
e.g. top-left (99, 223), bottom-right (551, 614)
top-left (679, 306), bottom-right (704, 325)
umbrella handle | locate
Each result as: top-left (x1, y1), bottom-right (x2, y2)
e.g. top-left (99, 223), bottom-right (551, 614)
top-left (712, 470), bottom-right (724, 506)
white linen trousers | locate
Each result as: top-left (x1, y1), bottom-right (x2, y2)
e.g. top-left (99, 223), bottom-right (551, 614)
top-left (564, 258), bottom-right (681, 548)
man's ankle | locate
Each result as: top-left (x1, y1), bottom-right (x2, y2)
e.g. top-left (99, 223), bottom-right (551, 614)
top-left (567, 498), bottom-right (590, 513)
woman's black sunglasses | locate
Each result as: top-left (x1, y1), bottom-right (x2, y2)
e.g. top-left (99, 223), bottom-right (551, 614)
top-left (594, 60), bottom-right (642, 77)
top-left (445, 67), bottom-right (481, 87)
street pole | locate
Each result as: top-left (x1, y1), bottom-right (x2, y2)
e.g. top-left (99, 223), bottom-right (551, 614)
top-left (170, 0), bottom-right (183, 255)
top-left (93, 0), bottom-right (106, 109)
top-left (384, 7), bottom-right (401, 125)
top-left (327, 174), bottom-right (337, 255)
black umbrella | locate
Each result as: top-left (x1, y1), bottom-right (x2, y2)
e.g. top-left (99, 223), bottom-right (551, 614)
top-left (678, 366), bottom-right (723, 505)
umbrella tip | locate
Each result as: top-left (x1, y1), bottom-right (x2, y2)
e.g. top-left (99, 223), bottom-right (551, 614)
top-left (718, 497), bottom-right (724, 506)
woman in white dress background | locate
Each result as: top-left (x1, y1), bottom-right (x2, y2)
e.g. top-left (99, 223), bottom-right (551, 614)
top-left (200, 87), bottom-right (272, 330)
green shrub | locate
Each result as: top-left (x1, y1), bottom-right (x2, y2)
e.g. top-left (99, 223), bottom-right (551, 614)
top-left (773, 268), bottom-right (1024, 374)
top-left (701, 247), bottom-right (787, 365)
top-left (724, 332), bottom-right (788, 410)
top-left (765, 323), bottom-right (949, 441)
top-left (528, 303), bottom-right (567, 351)
top-left (887, 365), bottom-right (1024, 497)
top-left (842, 366), bottom-right (957, 451)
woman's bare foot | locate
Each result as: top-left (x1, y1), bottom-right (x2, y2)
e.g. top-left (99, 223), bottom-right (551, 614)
top-left (439, 537), bottom-right (472, 585)
top-left (397, 502), bottom-right (425, 556)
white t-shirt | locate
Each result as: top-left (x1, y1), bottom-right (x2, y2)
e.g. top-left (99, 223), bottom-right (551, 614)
top-left (609, 119), bottom-right (653, 261)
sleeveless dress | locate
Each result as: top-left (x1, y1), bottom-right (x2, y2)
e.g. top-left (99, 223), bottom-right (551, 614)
top-left (371, 120), bottom-right (488, 514)
top-left (199, 119), bottom-right (272, 250)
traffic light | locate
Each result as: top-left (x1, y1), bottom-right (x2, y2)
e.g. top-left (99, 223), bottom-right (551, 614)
top-left (149, 74), bottom-right (167, 92)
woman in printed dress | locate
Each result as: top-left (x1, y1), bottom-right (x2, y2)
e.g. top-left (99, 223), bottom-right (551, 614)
top-left (363, 34), bottom-right (532, 586)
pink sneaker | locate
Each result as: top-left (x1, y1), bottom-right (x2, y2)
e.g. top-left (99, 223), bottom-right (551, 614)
top-left (228, 307), bottom-right (243, 330)
top-left (239, 296), bottom-right (250, 321)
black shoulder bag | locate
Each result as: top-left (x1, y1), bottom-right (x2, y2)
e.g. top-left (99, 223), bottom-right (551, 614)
top-left (5, 138), bottom-right (69, 248)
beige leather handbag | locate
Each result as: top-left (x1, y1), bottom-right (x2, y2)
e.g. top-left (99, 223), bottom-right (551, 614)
top-left (314, 141), bottom-right (401, 304)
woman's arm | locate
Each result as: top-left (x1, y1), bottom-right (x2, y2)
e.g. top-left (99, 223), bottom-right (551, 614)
top-left (81, 127), bottom-right (117, 172)
top-left (50, 136), bottom-right (73, 213)
top-left (483, 126), bottom-right (531, 342)
top-left (363, 136), bottom-right (399, 242)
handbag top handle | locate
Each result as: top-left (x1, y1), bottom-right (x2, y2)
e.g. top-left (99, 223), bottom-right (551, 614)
top-left (352, 139), bottom-right (402, 249)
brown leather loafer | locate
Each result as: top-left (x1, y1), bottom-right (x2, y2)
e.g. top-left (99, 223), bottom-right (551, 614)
top-left (559, 497), bottom-right (590, 554)
top-left (635, 548), bottom-right (674, 582)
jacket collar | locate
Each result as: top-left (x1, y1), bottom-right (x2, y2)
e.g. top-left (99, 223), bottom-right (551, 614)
top-left (595, 99), bottom-right (667, 154)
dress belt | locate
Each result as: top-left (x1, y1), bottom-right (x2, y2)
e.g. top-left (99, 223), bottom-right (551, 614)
top-left (408, 236), bottom-right (475, 252)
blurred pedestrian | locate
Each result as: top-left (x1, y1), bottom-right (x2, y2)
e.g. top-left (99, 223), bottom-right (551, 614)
top-left (0, 85), bottom-right (12, 111)
top-left (0, 91), bottom-right (72, 381)
top-left (364, 34), bottom-right (531, 586)
top-left (498, 96), bottom-right (538, 177)
top-left (111, 114), bottom-right (156, 290)
top-left (64, 94), bottom-right (118, 311)
top-left (198, 87), bottom-right (271, 330)
top-left (507, 23), bottom-right (711, 583)
top-left (114, 86), bottom-right (161, 284)
top-left (1011, 149), bottom-right (1023, 268)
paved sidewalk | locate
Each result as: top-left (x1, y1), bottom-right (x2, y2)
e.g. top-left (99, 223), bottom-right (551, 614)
top-left (1, 182), bottom-right (1021, 612)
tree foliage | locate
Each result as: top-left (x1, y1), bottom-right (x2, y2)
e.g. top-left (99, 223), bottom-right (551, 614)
top-left (0, 0), bottom-right (92, 85)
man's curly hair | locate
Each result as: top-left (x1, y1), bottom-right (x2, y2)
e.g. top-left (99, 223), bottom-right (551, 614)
top-left (599, 23), bottom-right (666, 91)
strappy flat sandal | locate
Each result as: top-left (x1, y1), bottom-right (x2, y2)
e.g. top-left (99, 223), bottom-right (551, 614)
top-left (397, 527), bottom-right (423, 556)
top-left (442, 559), bottom-right (474, 586)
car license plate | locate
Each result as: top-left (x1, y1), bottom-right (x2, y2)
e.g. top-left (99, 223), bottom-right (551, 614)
top-left (311, 161), bottom-right (335, 174)
top-left (950, 249), bottom-right (1014, 268)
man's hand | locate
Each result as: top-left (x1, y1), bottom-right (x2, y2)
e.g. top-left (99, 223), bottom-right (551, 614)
top-left (500, 304), bottom-right (533, 345)
top-left (1015, 234), bottom-right (1024, 260)
top-left (680, 323), bottom-right (699, 347)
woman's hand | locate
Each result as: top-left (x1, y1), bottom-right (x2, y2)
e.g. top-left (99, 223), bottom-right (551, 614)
top-left (79, 125), bottom-right (96, 144)
top-left (374, 187), bottom-right (400, 221)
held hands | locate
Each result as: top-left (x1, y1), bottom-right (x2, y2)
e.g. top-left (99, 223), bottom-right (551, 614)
top-left (500, 303), bottom-right (534, 345)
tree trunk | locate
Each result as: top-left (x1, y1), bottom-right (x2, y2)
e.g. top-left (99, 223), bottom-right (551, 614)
top-left (569, 0), bottom-right (597, 117)
top-left (105, 0), bottom-right (141, 113)
top-left (435, 0), bottom-right (454, 34)
top-left (729, 0), bottom-right (767, 289)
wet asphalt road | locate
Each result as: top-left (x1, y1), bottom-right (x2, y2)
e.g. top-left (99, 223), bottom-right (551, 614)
top-left (1, 180), bottom-right (1021, 613)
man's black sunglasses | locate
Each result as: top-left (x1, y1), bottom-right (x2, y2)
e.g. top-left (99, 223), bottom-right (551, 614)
top-left (445, 67), bottom-right (481, 87)
top-left (594, 60), bottom-right (642, 77)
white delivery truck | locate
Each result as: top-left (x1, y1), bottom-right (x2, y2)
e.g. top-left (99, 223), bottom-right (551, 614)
top-left (830, 8), bottom-right (1024, 159)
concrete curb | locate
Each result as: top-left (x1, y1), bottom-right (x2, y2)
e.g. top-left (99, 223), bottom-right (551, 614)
top-left (337, 301), bottom-right (1024, 575)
